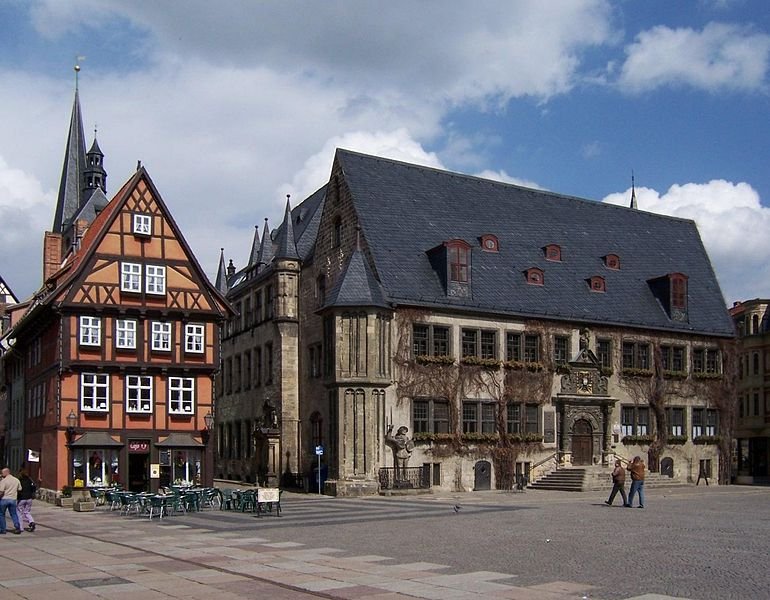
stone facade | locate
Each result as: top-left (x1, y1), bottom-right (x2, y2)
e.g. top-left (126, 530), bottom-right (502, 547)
top-left (215, 149), bottom-right (735, 495)
top-left (731, 299), bottom-right (770, 483)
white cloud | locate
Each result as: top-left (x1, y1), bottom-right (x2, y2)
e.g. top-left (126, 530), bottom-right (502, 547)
top-left (474, 169), bottom-right (543, 190)
top-left (30, 0), bottom-right (616, 104)
top-left (619, 22), bottom-right (770, 92)
top-left (603, 180), bottom-right (770, 303)
top-left (0, 155), bottom-right (52, 299)
top-left (279, 130), bottom-right (443, 204)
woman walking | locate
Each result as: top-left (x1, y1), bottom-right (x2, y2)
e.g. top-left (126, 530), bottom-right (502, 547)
top-left (17, 468), bottom-right (36, 532)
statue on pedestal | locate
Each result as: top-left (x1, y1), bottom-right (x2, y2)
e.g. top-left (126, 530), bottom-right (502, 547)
top-left (385, 424), bottom-right (414, 481)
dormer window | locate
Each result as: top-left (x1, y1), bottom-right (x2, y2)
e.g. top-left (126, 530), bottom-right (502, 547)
top-left (588, 276), bottom-right (606, 293)
top-left (133, 214), bottom-right (152, 236)
top-left (525, 267), bottom-right (544, 286)
top-left (544, 244), bottom-right (562, 262)
top-left (604, 254), bottom-right (620, 270)
top-left (480, 234), bottom-right (499, 253)
top-left (447, 240), bottom-right (470, 283)
top-left (670, 273), bottom-right (688, 309)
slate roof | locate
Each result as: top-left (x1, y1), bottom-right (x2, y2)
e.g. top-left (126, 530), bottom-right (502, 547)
top-left (225, 186), bottom-right (325, 295)
top-left (274, 197), bottom-right (300, 260)
top-left (336, 149), bottom-right (734, 337)
top-left (52, 89), bottom-right (87, 233)
top-left (324, 246), bottom-right (390, 309)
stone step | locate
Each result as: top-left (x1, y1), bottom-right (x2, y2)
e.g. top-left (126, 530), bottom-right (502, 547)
top-left (529, 468), bottom-right (587, 492)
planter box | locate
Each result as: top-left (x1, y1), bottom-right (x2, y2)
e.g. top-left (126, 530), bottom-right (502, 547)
top-left (57, 497), bottom-right (74, 508)
top-left (73, 500), bottom-right (96, 512)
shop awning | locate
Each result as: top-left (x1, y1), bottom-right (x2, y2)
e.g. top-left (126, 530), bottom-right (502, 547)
top-left (155, 433), bottom-right (204, 448)
top-left (70, 432), bottom-right (124, 448)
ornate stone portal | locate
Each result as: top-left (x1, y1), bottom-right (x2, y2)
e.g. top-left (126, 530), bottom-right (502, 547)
top-left (554, 340), bottom-right (617, 466)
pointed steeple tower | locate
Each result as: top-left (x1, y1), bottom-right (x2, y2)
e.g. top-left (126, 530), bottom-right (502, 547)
top-left (256, 218), bottom-right (274, 268)
top-left (630, 171), bottom-right (638, 210)
top-left (215, 248), bottom-right (228, 295)
top-left (83, 127), bottom-right (107, 201)
top-left (274, 195), bottom-right (300, 261)
top-left (52, 65), bottom-right (88, 233)
top-left (248, 225), bottom-right (261, 267)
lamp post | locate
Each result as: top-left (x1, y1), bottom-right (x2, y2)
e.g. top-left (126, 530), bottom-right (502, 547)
top-left (65, 409), bottom-right (78, 488)
top-left (200, 411), bottom-right (214, 485)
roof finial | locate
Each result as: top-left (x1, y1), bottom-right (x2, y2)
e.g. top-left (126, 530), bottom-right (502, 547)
top-left (630, 169), bottom-right (638, 210)
top-left (74, 55), bottom-right (85, 91)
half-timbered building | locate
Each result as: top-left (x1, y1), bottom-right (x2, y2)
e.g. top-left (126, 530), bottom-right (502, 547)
top-left (4, 165), bottom-right (230, 493)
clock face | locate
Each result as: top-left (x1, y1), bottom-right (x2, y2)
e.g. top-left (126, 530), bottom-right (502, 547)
top-left (577, 371), bottom-right (593, 394)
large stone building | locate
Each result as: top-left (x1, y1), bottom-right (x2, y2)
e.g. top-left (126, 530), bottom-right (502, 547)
top-left (0, 82), bottom-right (230, 493)
top-left (216, 149), bottom-right (736, 495)
top-left (730, 299), bottom-right (770, 483)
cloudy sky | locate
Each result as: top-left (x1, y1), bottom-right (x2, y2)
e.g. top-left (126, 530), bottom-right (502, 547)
top-left (1, 1), bottom-right (769, 306)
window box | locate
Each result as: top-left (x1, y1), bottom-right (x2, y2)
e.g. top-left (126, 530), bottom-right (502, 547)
top-left (621, 434), bottom-right (654, 445)
top-left (415, 354), bottom-right (455, 366)
top-left (460, 356), bottom-right (501, 369)
top-left (504, 360), bottom-right (544, 372)
top-left (667, 435), bottom-right (688, 445)
top-left (694, 372), bottom-right (722, 380)
top-left (504, 432), bottom-right (544, 443)
top-left (621, 368), bottom-right (654, 378)
top-left (413, 432), bottom-right (455, 443)
top-left (461, 432), bottom-right (500, 443)
top-left (663, 370), bottom-right (688, 379)
top-left (693, 435), bottom-right (722, 445)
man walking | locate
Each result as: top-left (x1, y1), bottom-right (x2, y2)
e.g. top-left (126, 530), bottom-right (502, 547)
top-left (0, 467), bottom-right (23, 534)
top-left (605, 459), bottom-right (628, 506)
top-left (626, 456), bottom-right (646, 508)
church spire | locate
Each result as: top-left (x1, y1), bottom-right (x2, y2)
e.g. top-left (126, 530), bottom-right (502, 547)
top-left (52, 63), bottom-right (87, 233)
top-left (256, 218), bottom-right (274, 268)
top-left (215, 248), bottom-right (228, 295)
top-left (630, 171), bottom-right (638, 210)
top-left (274, 195), bottom-right (300, 261)
top-left (248, 225), bottom-right (261, 267)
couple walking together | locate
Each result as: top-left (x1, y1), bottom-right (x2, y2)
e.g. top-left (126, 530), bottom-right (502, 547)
top-left (605, 456), bottom-right (645, 508)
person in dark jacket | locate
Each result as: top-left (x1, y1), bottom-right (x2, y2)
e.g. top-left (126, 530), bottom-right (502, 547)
top-left (626, 456), bottom-right (646, 508)
top-left (17, 468), bottom-right (36, 532)
top-left (604, 459), bottom-right (628, 506)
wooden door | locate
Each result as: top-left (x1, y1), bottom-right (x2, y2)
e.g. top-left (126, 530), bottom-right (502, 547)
top-left (572, 419), bottom-right (593, 465)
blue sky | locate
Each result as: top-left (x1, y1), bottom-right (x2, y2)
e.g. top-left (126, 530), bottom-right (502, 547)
top-left (1, 0), bottom-right (769, 305)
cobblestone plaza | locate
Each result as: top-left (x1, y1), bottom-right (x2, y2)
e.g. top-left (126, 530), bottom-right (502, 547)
top-left (0, 485), bottom-right (767, 599)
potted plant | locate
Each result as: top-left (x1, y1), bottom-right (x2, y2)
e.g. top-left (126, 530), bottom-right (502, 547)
top-left (57, 485), bottom-right (74, 508)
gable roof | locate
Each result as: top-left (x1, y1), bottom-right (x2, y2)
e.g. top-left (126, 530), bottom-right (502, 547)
top-left (335, 149), bottom-right (734, 338)
top-left (13, 167), bottom-right (231, 334)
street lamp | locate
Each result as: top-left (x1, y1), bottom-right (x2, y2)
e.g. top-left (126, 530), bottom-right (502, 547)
top-left (65, 409), bottom-right (78, 446)
top-left (200, 411), bottom-right (213, 445)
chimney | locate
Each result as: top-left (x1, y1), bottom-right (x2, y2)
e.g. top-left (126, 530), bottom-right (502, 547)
top-left (43, 232), bottom-right (63, 282)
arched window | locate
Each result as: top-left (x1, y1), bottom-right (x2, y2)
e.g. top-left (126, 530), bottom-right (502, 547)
top-left (310, 411), bottom-right (323, 447)
top-left (752, 314), bottom-right (759, 334)
top-left (332, 217), bottom-right (342, 248)
top-left (544, 244), bottom-right (562, 262)
top-left (588, 275), bottom-right (606, 292)
top-left (604, 254), bottom-right (620, 270)
top-left (480, 234), bottom-right (499, 252)
top-left (525, 267), bottom-right (544, 286)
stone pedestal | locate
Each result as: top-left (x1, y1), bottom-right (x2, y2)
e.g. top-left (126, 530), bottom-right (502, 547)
top-left (73, 500), bottom-right (96, 512)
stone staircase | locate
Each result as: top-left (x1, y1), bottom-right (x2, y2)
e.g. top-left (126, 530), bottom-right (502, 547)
top-left (529, 465), bottom-right (688, 492)
top-left (528, 467), bottom-right (586, 491)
